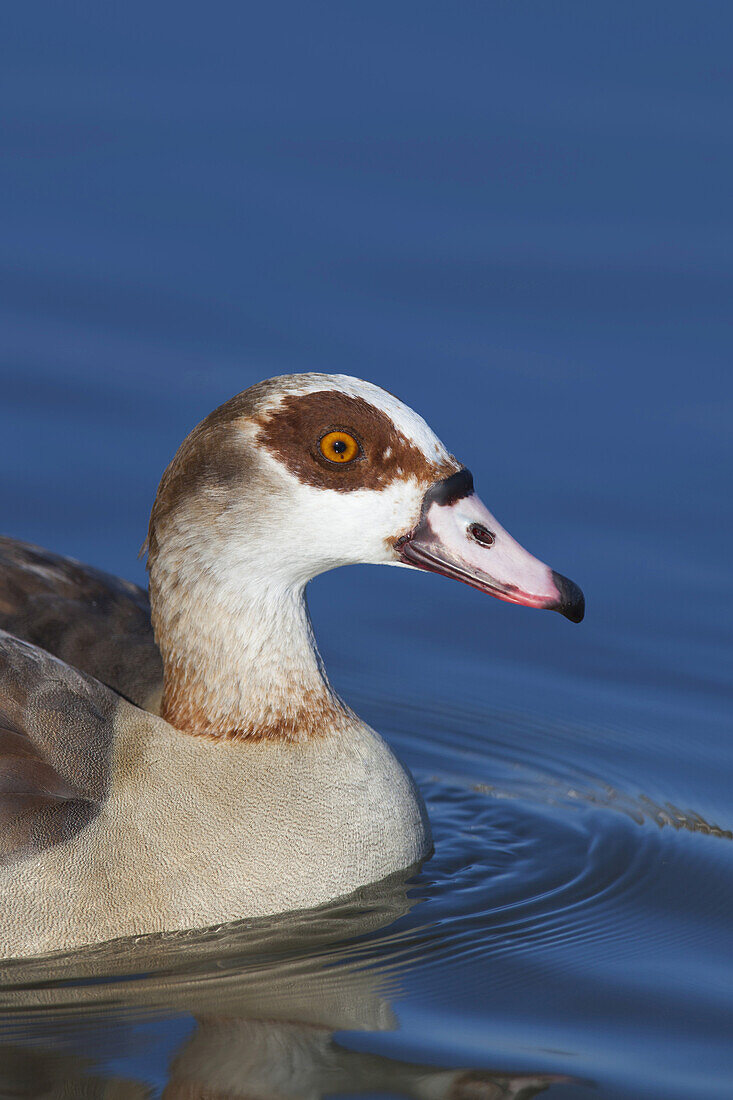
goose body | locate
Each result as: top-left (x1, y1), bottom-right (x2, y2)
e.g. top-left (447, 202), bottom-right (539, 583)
top-left (0, 374), bottom-right (583, 956)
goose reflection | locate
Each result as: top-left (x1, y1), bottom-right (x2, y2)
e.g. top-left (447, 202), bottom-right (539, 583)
top-left (0, 874), bottom-right (567, 1100)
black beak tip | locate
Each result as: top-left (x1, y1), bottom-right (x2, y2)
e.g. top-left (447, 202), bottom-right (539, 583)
top-left (551, 571), bottom-right (585, 623)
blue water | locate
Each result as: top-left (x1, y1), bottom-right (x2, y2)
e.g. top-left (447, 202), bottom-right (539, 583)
top-left (1, 3), bottom-right (733, 1097)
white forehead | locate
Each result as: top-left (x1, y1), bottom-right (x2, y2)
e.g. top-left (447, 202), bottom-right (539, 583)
top-left (258, 372), bottom-right (451, 464)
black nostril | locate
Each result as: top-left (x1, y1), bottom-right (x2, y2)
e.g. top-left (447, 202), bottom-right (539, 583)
top-left (468, 522), bottom-right (495, 548)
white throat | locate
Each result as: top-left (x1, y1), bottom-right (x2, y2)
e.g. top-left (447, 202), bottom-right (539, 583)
top-left (151, 551), bottom-right (344, 741)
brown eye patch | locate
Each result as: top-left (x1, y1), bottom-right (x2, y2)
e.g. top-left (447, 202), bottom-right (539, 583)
top-left (254, 390), bottom-right (458, 492)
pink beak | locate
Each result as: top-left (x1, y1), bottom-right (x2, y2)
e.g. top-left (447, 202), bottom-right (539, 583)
top-left (395, 470), bottom-right (584, 623)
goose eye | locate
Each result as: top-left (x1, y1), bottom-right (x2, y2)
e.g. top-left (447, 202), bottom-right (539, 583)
top-left (319, 430), bottom-right (361, 464)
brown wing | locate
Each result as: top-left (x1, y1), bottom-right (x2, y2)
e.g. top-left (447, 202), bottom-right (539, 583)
top-left (0, 537), bottom-right (162, 710)
top-left (0, 629), bottom-right (120, 865)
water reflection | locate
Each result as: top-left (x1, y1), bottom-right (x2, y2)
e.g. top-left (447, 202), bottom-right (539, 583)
top-left (0, 873), bottom-right (566, 1099)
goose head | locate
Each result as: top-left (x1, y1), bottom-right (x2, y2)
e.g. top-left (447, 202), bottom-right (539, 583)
top-left (146, 373), bottom-right (583, 739)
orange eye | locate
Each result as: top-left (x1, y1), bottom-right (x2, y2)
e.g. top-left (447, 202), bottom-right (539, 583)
top-left (319, 430), bottom-right (360, 464)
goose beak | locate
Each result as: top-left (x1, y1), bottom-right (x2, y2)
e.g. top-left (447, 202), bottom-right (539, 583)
top-left (395, 470), bottom-right (584, 623)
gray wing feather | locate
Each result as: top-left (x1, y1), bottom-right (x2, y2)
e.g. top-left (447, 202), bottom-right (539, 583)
top-left (0, 630), bottom-right (120, 865)
top-left (0, 537), bottom-right (162, 709)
